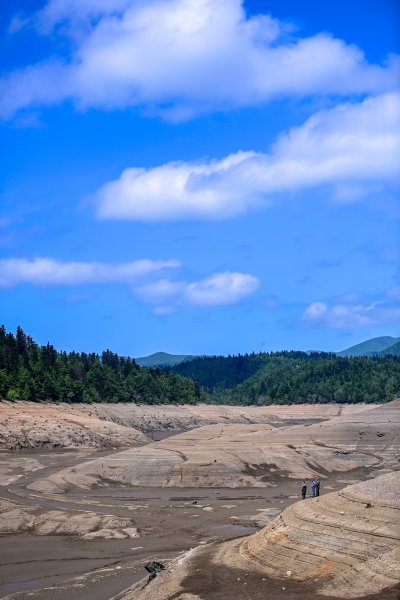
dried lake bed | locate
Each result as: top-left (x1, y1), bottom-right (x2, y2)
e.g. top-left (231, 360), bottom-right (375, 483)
top-left (0, 401), bottom-right (399, 600)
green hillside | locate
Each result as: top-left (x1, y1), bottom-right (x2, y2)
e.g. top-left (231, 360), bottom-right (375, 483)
top-left (135, 352), bottom-right (197, 367)
top-left (171, 351), bottom-right (400, 404)
top-left (379, 341), bottom-right (400, 357)
top-left (337, 336), bottom-right (400, 357)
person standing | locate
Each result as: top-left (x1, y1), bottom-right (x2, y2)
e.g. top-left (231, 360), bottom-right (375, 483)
top-left (315, 477), bottom-right (320, 497)
top-left (311, 478), bottom-right (316, 497)
top-left (301, 480), bottom-right (307, 500)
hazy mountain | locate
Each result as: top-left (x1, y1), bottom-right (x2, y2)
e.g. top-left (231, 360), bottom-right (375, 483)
top-left (337, 336), bottom-right (400, 357)
top-left (135, 352), bottom-right (197, 367)
top-left (379, 341), bottom-right (400, 357)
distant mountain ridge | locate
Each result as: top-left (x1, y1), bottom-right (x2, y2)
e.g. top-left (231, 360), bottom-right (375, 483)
top-left (137, 337), bottom-right (400, 366)
top-left (337, 336), bottom-right (400, 357)
top-left (135, 352), bottom-right (197, 367)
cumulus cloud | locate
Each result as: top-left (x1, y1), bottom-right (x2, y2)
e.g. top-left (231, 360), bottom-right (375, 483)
top-left (186, 272), bottom-right (259, 306)
top-left (0, 258), bottom-right (259, 311)
top-left (95, 92), bottom-right (400, 221)
top-left (302, 298), bottom-right (400, 329)
top-left (1, 0), bottom-right (398, 119)
top-left (134, 278), bottom-right (185, 304)
top-left (134, 271), bottom-right (260, 310)
top-left (96, 151), bottom-right (261, 221)
top-left (0, 257), bottom-right (179, 287)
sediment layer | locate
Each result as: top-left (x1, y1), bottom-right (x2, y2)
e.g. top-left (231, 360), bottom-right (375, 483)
top-left (30, 401), bottom-right (399, 492)
top-left (0, 401), bottom-right (374, 450)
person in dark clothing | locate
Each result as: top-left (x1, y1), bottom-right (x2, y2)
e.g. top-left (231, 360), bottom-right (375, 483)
top-left (315, 478), bottom-right (320, 497)
top-left (301, 480), bottom-right (307, 500)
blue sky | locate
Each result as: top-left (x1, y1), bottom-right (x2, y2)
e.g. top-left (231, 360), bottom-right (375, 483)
top-left (0, 0), bottom-right (399, 356)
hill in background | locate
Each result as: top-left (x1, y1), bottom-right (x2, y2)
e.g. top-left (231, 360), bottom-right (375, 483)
top-left (379, 340), bottom-right (400, 357)
top-left (137, 335), bottom-right (400, 365)
top-left (337, 336), bottom-right (400, 357)
top-left (135, 352), bottom-right (197, 367)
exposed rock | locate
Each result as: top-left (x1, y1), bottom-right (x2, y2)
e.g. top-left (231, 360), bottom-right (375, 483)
top-left (121, 472), bottom-right (400, 600)
top-left (218, 471), bottom-right (400, 598)
top-left (145, 561), bottom-right (166, 582)
top-left (0, 498), bottom-right (138, 539)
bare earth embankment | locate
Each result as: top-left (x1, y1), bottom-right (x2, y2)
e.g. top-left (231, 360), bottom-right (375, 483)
top-left (0, 401), bottom-right (150, 449)
top-left (0, 401), bottom-right (374, 450)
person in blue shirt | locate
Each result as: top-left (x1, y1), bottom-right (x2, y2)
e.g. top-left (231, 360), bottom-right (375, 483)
top-left (311, 478), bottom-right (316, 497)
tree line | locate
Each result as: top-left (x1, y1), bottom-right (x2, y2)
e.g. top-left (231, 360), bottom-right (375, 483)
top-left (1, 326), bottom-right (399, 405)
top-left (0, 326), bottom-right (205, 404)
top-left (170, 351), bottom-right (400, 404)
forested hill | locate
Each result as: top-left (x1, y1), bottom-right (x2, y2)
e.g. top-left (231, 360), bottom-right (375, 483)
top-left (169, 352), bottom-right (400, 405)
top-left (1, 327), bottom-right (400, 405)
top-left (0, 326), bottom-right (205, 404)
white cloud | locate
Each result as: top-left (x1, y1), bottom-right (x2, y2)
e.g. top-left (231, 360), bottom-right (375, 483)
top-left (95, 92), bottom-right (400, 221)
top-left (0, 257), bottom-right (179, 287)
top-left (134, 278), bottom-right (185, 304)
top-left (332, 183), bottom-right (380, 204)
top-left (35, 0), bottom-right (133, 31)
top-left (302, 298), bottom-right (400, 329)
top-left (96, 151), bottom-right (261, 221)
top-left (134, 271), bottom-right (260, 310)
top-left (0, 258), bottom-right (259, 311)
top-left (185, 272), bottom-right (259, 306)
top-left (1, 0), bottom-right (398, 119)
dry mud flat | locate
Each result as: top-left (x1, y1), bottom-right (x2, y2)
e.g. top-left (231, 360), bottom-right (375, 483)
top-left (0, 401), bottom-right (374, 450)
top-left (0, 458), bottom-right (301, 600)
top-left (123, 472), bottom-right (400, 600)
